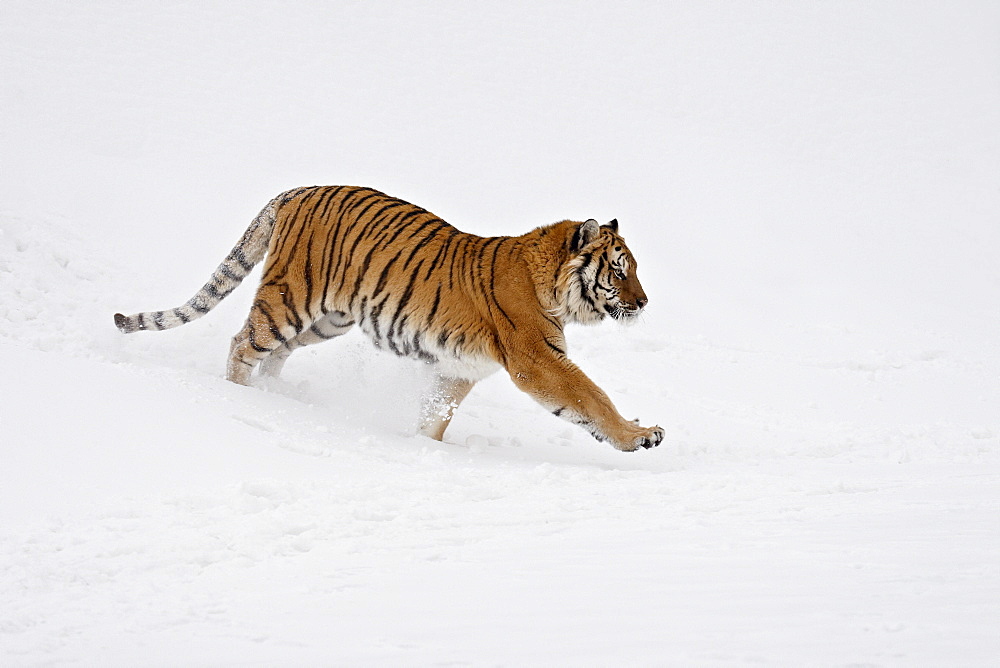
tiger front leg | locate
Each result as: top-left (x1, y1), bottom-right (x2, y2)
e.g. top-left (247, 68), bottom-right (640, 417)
top-left (418, 375), bottom-right (476, 441)
top-left (508, 357), bottom-right (663, 452)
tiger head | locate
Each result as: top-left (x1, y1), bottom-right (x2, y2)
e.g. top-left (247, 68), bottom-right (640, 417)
top-left (557, 218), bottom-right (649, 325)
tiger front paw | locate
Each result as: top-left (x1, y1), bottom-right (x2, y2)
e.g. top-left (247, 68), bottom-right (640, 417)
top-left (613, 423), bottom-right (664, 452)
top-left (637, 425), bottom-right (664, 449)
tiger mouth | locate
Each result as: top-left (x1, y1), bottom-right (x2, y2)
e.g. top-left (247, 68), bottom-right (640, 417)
top-left (620, 307), bottom-right (642, 319)
top-left (605, 303), bottom-right (643, 320)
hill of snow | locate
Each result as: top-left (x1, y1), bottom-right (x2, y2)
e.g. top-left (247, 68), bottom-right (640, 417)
top-left (2, 2), bottom-right (998, 665)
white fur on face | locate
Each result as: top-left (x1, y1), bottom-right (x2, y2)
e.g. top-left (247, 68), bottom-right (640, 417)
top-left (554, 234), bottom-right (640, 325)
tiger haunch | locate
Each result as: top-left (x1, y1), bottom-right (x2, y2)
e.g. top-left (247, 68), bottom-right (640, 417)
top-left (115, 185), bottom-right (663, 452)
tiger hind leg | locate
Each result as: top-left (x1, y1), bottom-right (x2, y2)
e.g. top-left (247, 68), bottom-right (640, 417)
top-left (227, 285), bottom-right (307, 384)
top-left (227, 320), bottom-right (282, 385)
top-left (418, 375), bottom-right (476, 441)
top-left (258, 310), bottom-right (355, 378)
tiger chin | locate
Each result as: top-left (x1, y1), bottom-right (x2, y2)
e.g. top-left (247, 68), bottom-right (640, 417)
top-left (114, 186), bottom-right (664, 452)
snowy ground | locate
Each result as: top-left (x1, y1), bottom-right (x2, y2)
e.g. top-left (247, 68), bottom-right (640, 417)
top-left (2, 2), bottom-right (999, 665)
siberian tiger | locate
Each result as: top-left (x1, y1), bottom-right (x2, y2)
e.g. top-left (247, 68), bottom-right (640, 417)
top-left (114, 186), bottom-right (663, 451)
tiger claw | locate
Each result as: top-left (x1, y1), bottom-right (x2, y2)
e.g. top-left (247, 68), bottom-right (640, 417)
top-left (637, 426), bottom-right (664, 450)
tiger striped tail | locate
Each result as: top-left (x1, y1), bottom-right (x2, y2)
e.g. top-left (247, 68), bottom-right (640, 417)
top-left (114, 193), bottom-right (287, 334)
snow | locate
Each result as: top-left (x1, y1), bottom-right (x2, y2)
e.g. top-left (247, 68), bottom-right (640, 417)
top-left (2, 1), bottom-right (999, 665)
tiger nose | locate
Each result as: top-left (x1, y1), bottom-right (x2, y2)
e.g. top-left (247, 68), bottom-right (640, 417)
top-left (636, 296), bottom-right (648, 309)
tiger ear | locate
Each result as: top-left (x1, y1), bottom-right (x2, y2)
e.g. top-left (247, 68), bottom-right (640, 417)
top-left (571, 219), bottom-right (600, 252)
top-left (604, 218), bottom-right (619, 233)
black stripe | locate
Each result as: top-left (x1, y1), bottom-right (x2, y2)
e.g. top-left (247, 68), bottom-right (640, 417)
top-left (309, 322), bottom-right (341, 340)
top-left (205, 283), bottom-right (235, 301)
top-left (302, 233), bottom-right (316, 321)
top-left (447, 235), bottom-right (469, 290)
top-left (399, 222), bottom-right (448, 271)
top-left (248, 327), bottom-right (270, 353)
top-left (570, 224), bottom-right (585, 252)
top-left (231, 247), bottom-right (254, 272)
top-left (357, 295), bottom-right (369, 327)
top-left (336, 204), bottom-right (419, 292)
top-left (426, 284), bottom-right (442, 324)
top-left (543, 337), bottom-right (565, 356)
top-left (484, 238), bottom-right (516, 330)
top-left (277, 282), bottom-right (303, 334)
top-left (386, 261), bottom-right (424, 338)
top-left (219, 264), bottom-right (242, 282)
top-left (371, 254), bottom-right (401, 298)
top-left (328, 310), bottom-right (353, 327)
top-left (311, 187), bottom-right (346, 312)
top-left (337, 190), bottom-right (388, 225)
top-left (340, 188), bottom-right (389, 220)
top-left (266, 191), bottom-right (318, 282)
top-left (593, 253), bottom-right (615, 295)
top-left (329, 190), bottom-right (390, 284)
top-left (368, 209), bottom-right (431, 256)
top-left (412, 333), bottom-right (436, 363)
top-left (391, 314), bottom-right (410, 355)
top-left (424, 227), bottom-right (461, 280)
top-left (318, 191), bottom-right (353, 311)
top-left (280, 186), bottom-right (315, 205)
top-left (369, 294), bottom-right (390, 346)
top-left (267, 191), bottom-right (309, 264)
top-left (348, 210), bottom-right (425, 305)
top-left (575, 253), bottom-right (598, 310)
top-left (254, 301), bottom-right (287, 344)
top-left (347, 197), bottom-right (409, 244)
top-left (541, 311), bottom-right (562, 329)
top-left (314, 186), bottom-right (341, 224)
top-left (356, 199), bottom-right (409, 232)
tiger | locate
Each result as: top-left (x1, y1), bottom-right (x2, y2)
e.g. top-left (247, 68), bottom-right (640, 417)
top-left (114, 185), bottom-right (664, 452)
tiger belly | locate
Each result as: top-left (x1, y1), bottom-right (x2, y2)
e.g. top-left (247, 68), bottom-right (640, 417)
top-left (433, 352), bottom-right (502, 382)
top-left (354, 311), bottom-right (501, 382)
